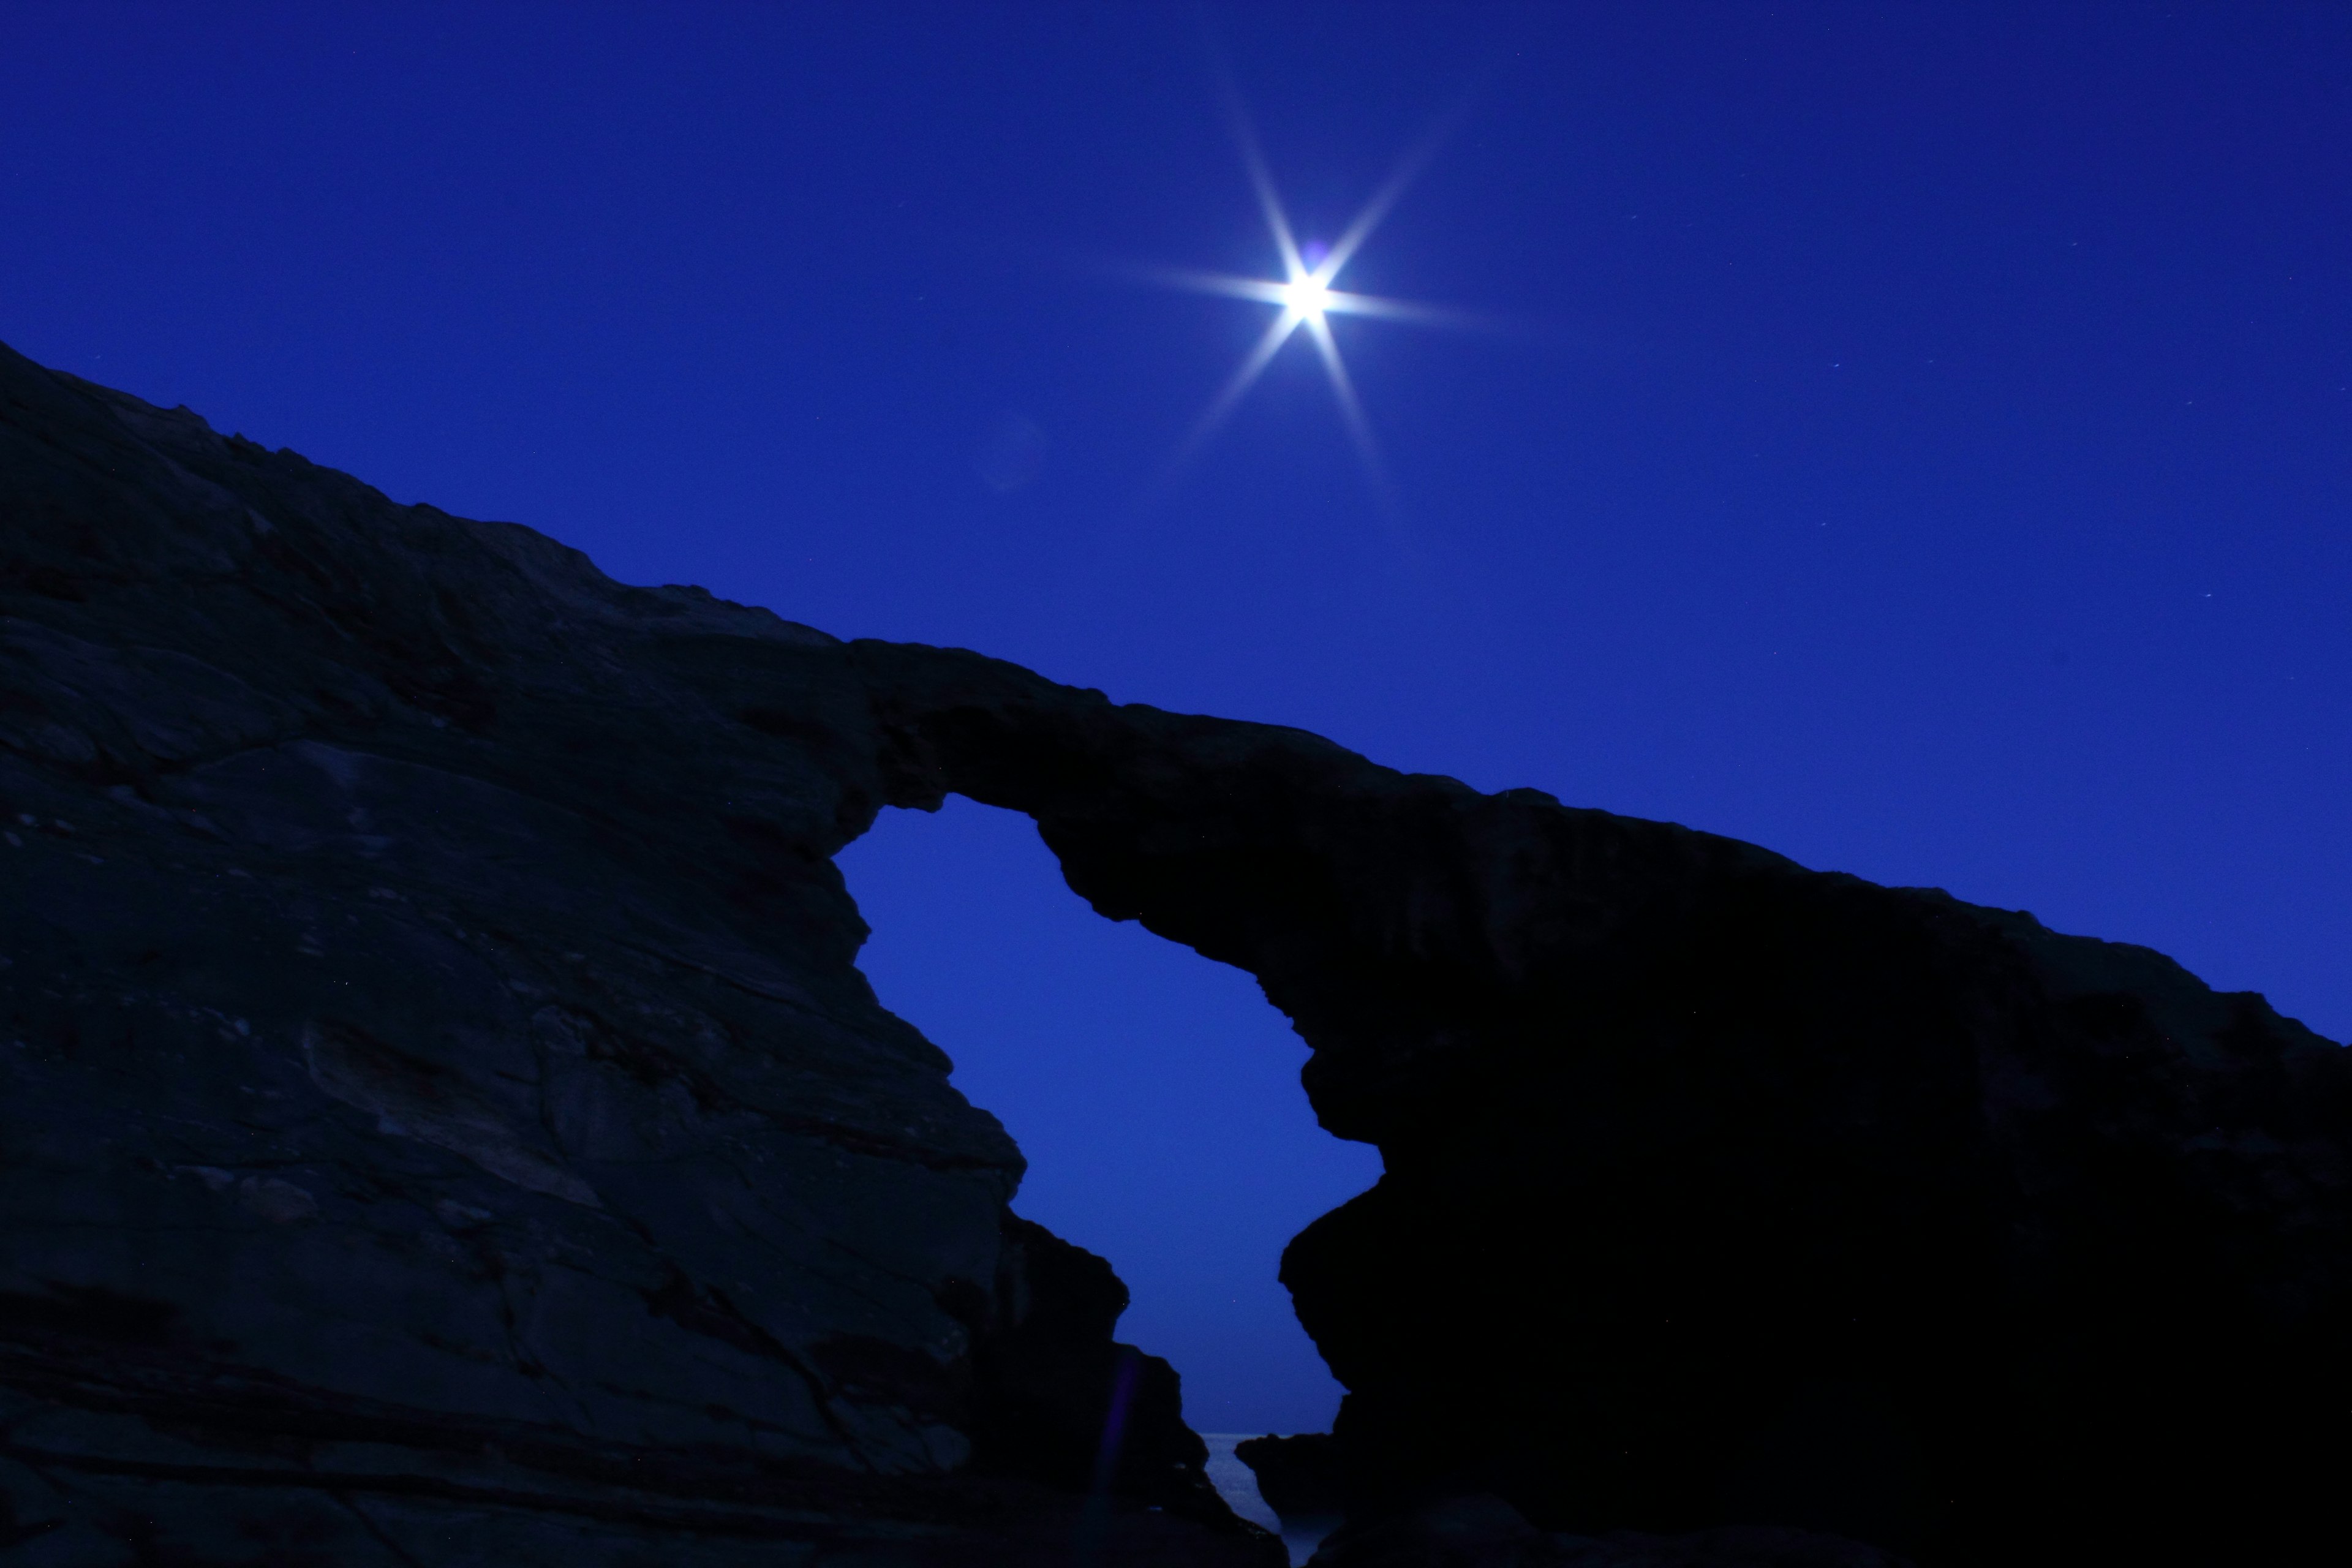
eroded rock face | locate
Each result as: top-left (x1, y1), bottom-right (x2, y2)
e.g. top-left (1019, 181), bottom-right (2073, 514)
top-left (853, 639), bottom-right (2352, 1568)
top-left (0, 343), bottom-right (1276, 1565)
top-left (1234, 1432), bottom-right (1342, 1527)
top-left (7, 341), bottom-right (2350, 1567)
top-left (859, 646), bottom-right (2352, 1564)
top-left (1311, 1494), bottom-right (1917, 1568)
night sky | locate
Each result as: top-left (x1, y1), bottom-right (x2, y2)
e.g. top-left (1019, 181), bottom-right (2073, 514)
top-left (6, 3), bottom-right (2347, 1438)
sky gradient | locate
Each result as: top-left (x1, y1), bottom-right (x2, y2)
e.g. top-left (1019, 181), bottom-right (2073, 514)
top-left (6, 2), bottom-right (2348, 1435)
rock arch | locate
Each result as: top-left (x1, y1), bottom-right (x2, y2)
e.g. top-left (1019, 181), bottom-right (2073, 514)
top-left (832, 638), bottom-right (2352, 1567)
top-left (6, 338), bottom-right (2349, 1566)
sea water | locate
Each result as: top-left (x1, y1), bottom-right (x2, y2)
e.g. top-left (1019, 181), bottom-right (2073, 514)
top-left (1199, 1435), bottom-right (1337, 1566)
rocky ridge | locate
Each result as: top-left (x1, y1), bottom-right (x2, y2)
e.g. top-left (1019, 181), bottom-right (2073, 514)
top-left (0, 342), bottom-right (1272, 1566)
top-left (6, 341), bottom-right (2350, 1566)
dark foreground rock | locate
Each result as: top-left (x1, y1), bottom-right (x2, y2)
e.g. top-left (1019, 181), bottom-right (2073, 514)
top-left (6, 341), bottom-right (2351, 1566)
top-left (853, 649), bottom-right (2352, 1566)
top-left (1312, 1496), bottom-right (1912, 1568)
top-left (1234, 1433), bottom-right (1343, 1528)
top-left (0, 342), bottom-right (1277, 1565)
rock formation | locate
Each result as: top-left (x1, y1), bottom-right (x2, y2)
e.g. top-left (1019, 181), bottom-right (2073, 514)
top-left (0, 341), bottom-right (1273, 1566)
top-left (6, 340), bottom-right (2349, 1566)
top-left (1234, 1433), bottom-right (1342, 1542)
top-left (1311, 1494), bottom-right (1916, 1568)
top-left (857, 631), bottom-right (2352, 1567)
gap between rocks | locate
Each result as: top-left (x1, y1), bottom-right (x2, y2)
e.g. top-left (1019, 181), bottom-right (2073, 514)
top-left (834, 794), bottom-right (1381, 1443)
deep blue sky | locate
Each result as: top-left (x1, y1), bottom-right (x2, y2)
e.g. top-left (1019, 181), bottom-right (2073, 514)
top-left (7, 3), bottom-right (2348, 1436)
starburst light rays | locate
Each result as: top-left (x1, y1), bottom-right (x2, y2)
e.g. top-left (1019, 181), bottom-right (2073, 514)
top-left (1131, 79), bottom-right (1479, 519)
top-left (1216, 71), bottom-right (1308, 285)
top-left (1304, 313), bottom-right (1389, 492)
top-left (1314, 102), bottom-right (1464, 285)
top-left (1161, 305), bottom-right (1310, 482)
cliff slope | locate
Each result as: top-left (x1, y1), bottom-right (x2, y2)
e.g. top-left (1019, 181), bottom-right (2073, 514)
top-left (850, 631), bottom-right (2351, 1567)
top-left (6, 342), bottom-right (2348, 1567)
top-left (0, 341), bottom-right (1273, 1566)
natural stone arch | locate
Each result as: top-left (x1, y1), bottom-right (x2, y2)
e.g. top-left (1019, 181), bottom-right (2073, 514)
top-left (7, 339), bottom-right (2348, 1566)
top-left (834, 789), bottom-right (1373, 1441)
top-left (826, 638), bottom-right (2352, 1567)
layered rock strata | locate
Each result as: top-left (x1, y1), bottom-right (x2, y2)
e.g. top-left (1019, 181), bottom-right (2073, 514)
top-left (6, 341), bottom-right (2349, 1567)
top-left (0, 342), bottom-right (1270, 1566)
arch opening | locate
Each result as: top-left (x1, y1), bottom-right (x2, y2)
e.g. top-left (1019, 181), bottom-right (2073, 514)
top-left (835, 793), bottom-right (1380, 1445)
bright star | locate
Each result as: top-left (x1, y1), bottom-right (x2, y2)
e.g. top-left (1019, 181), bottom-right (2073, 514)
top-left (1129, 79), bottom-right (1485, 522)
top-left (1280, 273), bottom-right (1332, 322)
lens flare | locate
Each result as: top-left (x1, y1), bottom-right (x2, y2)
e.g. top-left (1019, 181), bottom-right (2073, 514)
top-left (1125, 75), bottom-right (1491, 530)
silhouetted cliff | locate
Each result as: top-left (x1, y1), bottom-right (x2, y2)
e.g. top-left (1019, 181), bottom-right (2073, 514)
top-left (0, 342), bottom-right (1272, 1566)
top-left (6, 341), bottom-right (2347, 1567)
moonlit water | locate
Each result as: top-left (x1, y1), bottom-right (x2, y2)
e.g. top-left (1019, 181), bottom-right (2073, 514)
top-left (1200, 1435), bottom-right (1283, 1531)
top-left (1201, 1435), bottom-right (1336, 1566)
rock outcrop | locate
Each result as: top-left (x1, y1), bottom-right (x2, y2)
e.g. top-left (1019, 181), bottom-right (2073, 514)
top-left (0, 341), bottom-right (1273, 1566)
top-left (6, 341), bottom-right (2350, 1567)
top-left (852, 636), bottom-right (2352, 1566)
top-left (1310, 1494), bottom-right (1915, 1568)
top-left (1234, 1433), bottom-right (1342, 1540)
